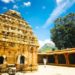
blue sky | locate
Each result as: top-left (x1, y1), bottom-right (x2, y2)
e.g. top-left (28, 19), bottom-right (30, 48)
top-left (0, 0), bottom-right (75, 47)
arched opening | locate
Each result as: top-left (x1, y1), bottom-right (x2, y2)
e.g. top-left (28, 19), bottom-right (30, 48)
top-left (69, 53), bottom-right (75, 64)
top-left (58, 54), bottom-right (66, 64)
top-left (20, 55), bottom-right (25, 64)
top-left (48, 55), bottom-right (55, 64)
top-left (0, 56), bottom-right (4, 64)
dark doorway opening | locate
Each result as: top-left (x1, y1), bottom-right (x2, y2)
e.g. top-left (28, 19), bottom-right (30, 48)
top-left (20, 55), bottom-right (25, 64)
top-left (69, 53), bottom-right (75, 64)
top-left (58, 54), bottom-right (66, 64)
top-left (0, 56), bottom-right (4, 64)
top-left (48, 55), bottom-right (55, 63)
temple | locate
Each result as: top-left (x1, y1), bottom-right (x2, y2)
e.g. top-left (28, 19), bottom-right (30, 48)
top-left (0, 10), bottom-right (39, 72)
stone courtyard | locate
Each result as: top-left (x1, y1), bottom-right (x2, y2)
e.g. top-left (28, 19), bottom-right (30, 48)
top-left (1, 65), bottom-right (75, 75)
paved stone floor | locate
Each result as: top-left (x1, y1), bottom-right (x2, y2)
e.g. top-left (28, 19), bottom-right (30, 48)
top-left (2, 65), bottom-right (75, 75)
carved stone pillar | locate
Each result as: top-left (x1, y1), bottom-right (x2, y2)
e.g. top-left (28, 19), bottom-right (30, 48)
top-left (54, 54), bottom-right (58, 64)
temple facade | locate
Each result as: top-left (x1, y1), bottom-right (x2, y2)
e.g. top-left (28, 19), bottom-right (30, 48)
top-left (0, 10), bottom-right (39, 72)
top-left (38, 48), bottom-right (75, 66)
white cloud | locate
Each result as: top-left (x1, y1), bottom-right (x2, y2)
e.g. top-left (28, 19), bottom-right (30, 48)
top-left (1, 0), bottom-right (14, 3)
top-left (56, 0), bottom-right (65, 5)
top-left (39, 39), bottom-right (55, 48)
top-left (13, 5), bottom-right (18, 9)
top-left (43, 0), bottom-right (75, 28)
top-left (42, 6), bottom-right (46, 10)
top-left (3, 7), bottom-right (7, 10)
top-left (35, 26), bottom-right (39, 29)
top-left (24, 1), bottom-right (31, 7)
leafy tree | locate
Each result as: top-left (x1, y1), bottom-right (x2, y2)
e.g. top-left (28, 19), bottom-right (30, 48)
top-left (51, 13), bottom-right (75, 49)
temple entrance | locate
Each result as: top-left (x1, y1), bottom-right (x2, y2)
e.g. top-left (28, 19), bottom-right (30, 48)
top-left (58, 54), bottom-right (66, 64)
top-left (0, 56), bottom-right (4, 64)
top-left (69, 53), bottom-right (75, 64)
top-left (20, 55), bottom-right (25, 64)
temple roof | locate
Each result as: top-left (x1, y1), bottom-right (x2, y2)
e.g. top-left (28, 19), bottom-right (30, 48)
top-left (0, 10), bottom-right (39, 46)
top-left (4, 9), bottom-right (21, 18)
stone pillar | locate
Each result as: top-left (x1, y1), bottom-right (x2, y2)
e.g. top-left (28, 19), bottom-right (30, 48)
top-left (32, 47), bottom-right (37, 70)
top-left (64, 53), bottom-right (69, 65)
top-left (54, 54), bottom-right (58, 64)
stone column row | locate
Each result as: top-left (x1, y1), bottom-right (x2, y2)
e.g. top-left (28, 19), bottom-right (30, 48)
top-left (54, 54), bottom-right (69, 65)
top-left (46, 54), bottom-right (70, 65)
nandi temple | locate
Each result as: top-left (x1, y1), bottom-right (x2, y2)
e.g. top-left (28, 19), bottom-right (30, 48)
top-left (0, 10), bottom-right (39, 72)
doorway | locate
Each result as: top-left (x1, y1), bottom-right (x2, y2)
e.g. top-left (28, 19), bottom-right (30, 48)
top-left (0, 56), bottom-right (4, 64)
top-left (48, 55), bottom-right (55, 64)
top-left (69, 53), bottom-right (75, 64)
top-left (58, 54), bottom-right (66, 64)
top-left (20, 55), bottom-right (25, 64)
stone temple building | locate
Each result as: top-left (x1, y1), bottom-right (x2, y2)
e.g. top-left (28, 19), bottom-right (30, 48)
top-left (0, 10), bottom-right (39, 72)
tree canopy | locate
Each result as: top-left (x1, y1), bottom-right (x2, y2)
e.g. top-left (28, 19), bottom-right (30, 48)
top-left (51, 13), bottom-right (75, 49)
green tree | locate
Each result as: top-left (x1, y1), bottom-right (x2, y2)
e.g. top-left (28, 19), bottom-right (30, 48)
top-left (51, 13), bottom-right (75, 49)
